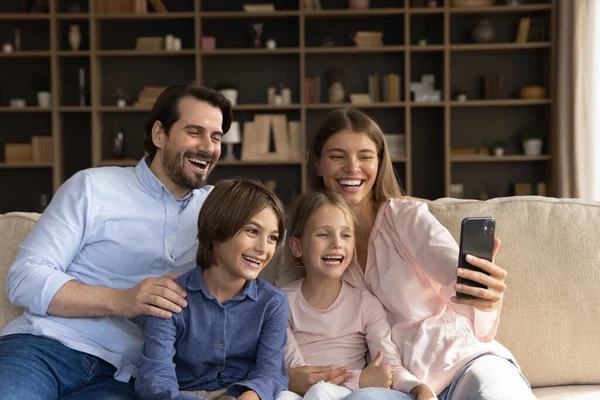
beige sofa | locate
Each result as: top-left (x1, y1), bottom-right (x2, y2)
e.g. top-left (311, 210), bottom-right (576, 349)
top-left (2, 196), bottom-right (599, 399)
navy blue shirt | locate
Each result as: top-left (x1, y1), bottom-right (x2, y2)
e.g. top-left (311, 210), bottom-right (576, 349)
top-left (135, 267), bottom-right (289, 400)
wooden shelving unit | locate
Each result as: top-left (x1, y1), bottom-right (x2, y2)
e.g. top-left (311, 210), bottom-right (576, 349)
top-left (0, 0), bottom-right (556, 212)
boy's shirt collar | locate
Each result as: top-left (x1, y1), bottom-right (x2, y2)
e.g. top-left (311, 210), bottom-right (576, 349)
top-left (187, 267), bottom-right (258, 302)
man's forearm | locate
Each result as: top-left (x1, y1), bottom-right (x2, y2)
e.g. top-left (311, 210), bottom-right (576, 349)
top-left (47, 280), bottom-right (123, 318)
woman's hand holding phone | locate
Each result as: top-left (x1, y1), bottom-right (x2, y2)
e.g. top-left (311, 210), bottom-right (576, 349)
top-left (452, 237), bottom-right (507, 312)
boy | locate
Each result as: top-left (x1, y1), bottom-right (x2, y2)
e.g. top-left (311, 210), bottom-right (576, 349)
top-left (135, 178), bottom-right (289, 400)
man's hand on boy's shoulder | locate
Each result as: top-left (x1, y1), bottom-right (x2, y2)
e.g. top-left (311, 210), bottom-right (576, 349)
top-left (110, 273), bottom-right (188, 319)
top-left (236, 390), bottom-right (260, 400)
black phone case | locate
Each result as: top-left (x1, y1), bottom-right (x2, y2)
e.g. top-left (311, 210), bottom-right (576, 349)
top-left (456, 217), bottom-right (495, 300)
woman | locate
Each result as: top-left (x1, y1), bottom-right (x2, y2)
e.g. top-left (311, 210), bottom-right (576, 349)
top-left (277, 109), bottom-right (534, 400)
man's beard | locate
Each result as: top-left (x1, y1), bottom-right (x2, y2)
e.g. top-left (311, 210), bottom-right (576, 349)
top-left (162, 146), bottom-right (213, 190)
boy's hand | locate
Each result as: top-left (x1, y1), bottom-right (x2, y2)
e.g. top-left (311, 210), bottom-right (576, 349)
top-left (358, 351), bottom-right (392, 389)
top-left (410, 383), bottom-right (438, 400)
top-left (237, 390), bottom-right (260, 400)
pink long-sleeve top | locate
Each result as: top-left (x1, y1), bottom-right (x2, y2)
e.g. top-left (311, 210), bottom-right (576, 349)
top-left (282, 278), bottom-right (423, 394)
top-left (277, 198), bottom-right (516, 395)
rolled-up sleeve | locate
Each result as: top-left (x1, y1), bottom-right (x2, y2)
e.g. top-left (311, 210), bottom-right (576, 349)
top-left (136, 314), bottom-right (200, 400)
top-left (228, 294), bottom-right (290, 400)
top-left (6, 171), bottom-right (93, 316)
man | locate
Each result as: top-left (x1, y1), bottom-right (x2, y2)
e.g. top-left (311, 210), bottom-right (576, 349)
top-left (0, 84), bottom-right (232, 399)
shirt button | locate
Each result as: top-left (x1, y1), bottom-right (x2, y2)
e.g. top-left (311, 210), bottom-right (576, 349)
top-left (219, 308), bottom-right (224, 313)
top-left (219, 343), bottom-right (224, 349)
top-left (168, 236), bottom-right (174, 241)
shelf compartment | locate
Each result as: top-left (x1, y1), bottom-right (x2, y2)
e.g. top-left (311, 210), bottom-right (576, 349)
top-left (450, 99), bottom-right (551, 106)
top-left (233, 104), bottom-right (301, 111)
top-left (448, 4), bottom-right (552, 14)
top-left (304, 8), bottom-right (404, 17)
top-left (94, 12), bottom-right (195, 20)
top-left (0, 51), bottom-right (50, 57)
top-left (201, 11), bottom-right (300, 18)
top-left (0, 162), bottom-right (53, 168)
top-left (97, 50), bottom-right (196, 56)
top-left (305, 46), bottom-right (404, 54)
top-left (451, 155), bottom-right (551, 162)
top-left (450, 42), bottom-right (551, 51)
top-left (305, 101), bottom-right (406, 110)
top-left (201, 49), bottom-right (300, 55)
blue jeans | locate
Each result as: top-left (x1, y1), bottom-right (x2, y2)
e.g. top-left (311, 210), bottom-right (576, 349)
top-left (0, 333), bottom-right (138, 399)
top-left (438, 354), bottom-right (534, 400)
top-left (343, 387), bottom-right (414, 400)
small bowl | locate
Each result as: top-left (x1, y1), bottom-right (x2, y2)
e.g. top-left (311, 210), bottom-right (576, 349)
top-left (520, 86), bottom-right (547, 99)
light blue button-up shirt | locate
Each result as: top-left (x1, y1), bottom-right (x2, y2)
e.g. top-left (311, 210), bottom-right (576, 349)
top-left (2, 157), bottom-right (212, 382)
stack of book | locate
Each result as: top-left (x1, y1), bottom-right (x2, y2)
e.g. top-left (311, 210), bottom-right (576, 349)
top-left (368, 73), bottom-right (401, 102)
top-left (353, 31), bottom-right (384, 47)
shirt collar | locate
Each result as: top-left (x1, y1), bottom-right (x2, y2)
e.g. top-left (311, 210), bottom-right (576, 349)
top-left (134, 156), bottom-right (194, 204)
top-left (187, 267), bottom-right (258, 302)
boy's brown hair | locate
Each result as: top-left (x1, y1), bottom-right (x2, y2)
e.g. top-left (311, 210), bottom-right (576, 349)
top-left (286, 190), bottom-right (358, 267)
top-left (196, 178), bottom-right (286, 268)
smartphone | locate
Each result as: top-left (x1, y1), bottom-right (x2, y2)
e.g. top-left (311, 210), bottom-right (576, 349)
top-left (456, 217), bottom-right (495, 300)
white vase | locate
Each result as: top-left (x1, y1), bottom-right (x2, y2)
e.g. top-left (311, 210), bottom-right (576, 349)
top-left (329, 82), bottom-right (345, 103)
top-left (523, 139), bottom-right (543, 156)
top-left (69, 25), bottom-right (82, 51)
top-left (219, 89), bottom-right (238, 106)
top-left (494, 147), bottom-right (504, 157)
top-left (37, 91), bottom-right (51, 108)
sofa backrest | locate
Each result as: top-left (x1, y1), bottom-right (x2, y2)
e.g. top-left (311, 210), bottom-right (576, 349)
top-left (0, 212), bottom-right (40, 332)
top-left (1, 197), bottom-right (599, 389)
top-left (426, 196), bottom-right (600, 389)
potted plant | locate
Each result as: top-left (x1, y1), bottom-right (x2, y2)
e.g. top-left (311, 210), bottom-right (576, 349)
top-left (35, 74), bottom-right (51, 108)
top-left (519, 128), bottom-right (544, 156)
top-left (488, 140), bottom-right (505, 157)
top-left (215, 80), bottom-right (239, 106)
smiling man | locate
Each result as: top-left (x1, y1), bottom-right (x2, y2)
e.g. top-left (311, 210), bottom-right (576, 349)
top-left (0, 84), bottom-right (232, 399)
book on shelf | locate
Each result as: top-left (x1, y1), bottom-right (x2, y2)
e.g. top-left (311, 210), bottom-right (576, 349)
top-left (304, 76), bottom-right (321, 104)
top-left (370, 73), bottom-right (400, 102)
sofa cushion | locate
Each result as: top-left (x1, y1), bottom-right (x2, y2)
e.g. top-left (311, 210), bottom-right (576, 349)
top-left (427, 196), bottom-right (600, 389)
top-left (0, 212), bottom-right (40, 331)
top-left (532, 385), bottom-right (600, 399)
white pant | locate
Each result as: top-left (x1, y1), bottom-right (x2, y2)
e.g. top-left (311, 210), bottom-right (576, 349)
top-left (439, 354), bottom-right (536, 400)
top-left (277, 381), bottom-right (352, 400)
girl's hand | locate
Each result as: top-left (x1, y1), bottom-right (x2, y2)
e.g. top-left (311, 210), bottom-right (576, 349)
top-left (410, 383), bottom-right (438, 400)
top-left (359, 351), bottom-right (392, 389)
top-left (452, 237), bottom-right (507, 312)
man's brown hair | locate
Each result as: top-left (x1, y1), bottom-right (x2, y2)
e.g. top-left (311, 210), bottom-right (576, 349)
top-left (196, 178), bottom-right (286, 268)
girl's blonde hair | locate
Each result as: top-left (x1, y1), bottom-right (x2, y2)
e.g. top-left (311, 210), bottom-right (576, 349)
top-left (307, 108), bottom-right (405, 203)
top-left (286, 191), bottom-right (358, 269)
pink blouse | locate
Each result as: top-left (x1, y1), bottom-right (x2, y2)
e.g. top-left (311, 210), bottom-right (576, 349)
top-left (277, 198), bottom-right (516, 394)
top-left (282, 279), bottom-right (423, 394)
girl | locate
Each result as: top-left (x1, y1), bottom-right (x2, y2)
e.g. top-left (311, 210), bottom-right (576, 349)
top-left (277, 191), bottom-right (436, 400)
top-left (278, 109), bottom-right (535, 400)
